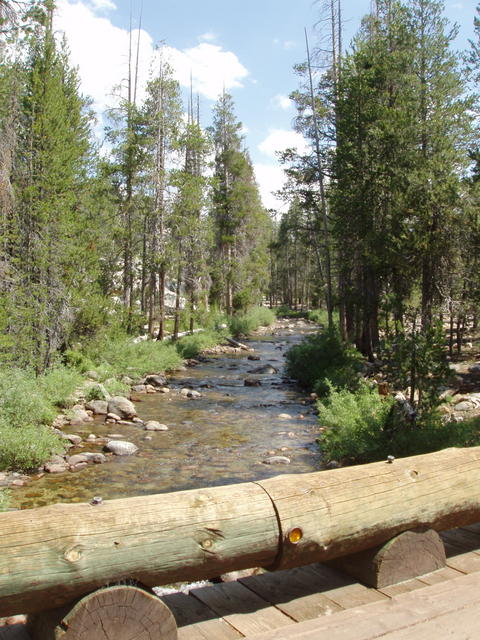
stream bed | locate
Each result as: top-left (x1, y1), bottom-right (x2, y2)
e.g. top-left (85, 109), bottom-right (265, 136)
top-left (13, 322), bottom-right (323, 510)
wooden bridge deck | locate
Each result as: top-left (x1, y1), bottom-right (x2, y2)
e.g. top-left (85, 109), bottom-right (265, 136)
top-left (2, 524), bottom-right (480, 639)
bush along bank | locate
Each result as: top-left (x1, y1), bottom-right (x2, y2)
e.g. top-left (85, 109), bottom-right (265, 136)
top-left (0, 307), bottom-right (277, 481)
top-left (285, 326), bottom-right (480, 467)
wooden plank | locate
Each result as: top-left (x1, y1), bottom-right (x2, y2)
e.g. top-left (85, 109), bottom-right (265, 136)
top-left (417, 566), bottom-right (464, 585)
top-left (190, 580), bottom-right (295, 637)
top-left (377, 602), bottom-right (480, 639)
top-left (240, 566), bottom-right (342, 621)
top-left (304, 564), bottom-right (389, 608)
top-left (241, 570), bottom-right (480, 639)
top-left (161, 592), bottom-right (242, 640)
top-left (445, 549), bottom-right (480, 573)
top-left (377, 578), bottom-right (426, 598)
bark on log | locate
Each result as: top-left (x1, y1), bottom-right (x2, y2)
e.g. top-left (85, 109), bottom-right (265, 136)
top-left (0, 447), bottom-right (479, 617)
top-left (28, 585), bottom-right (177, 640)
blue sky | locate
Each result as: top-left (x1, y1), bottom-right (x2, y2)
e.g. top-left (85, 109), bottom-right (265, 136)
top-left (55, 0), bottom-right (476, 210)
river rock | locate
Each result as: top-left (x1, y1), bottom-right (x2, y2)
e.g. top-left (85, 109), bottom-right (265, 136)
top-left (87, 383), bottom-right (111, 401)
top-left (104, 440), bottom-right (138, 456)
top-left (70, 407), bottom-right (92, 423)
top-left (247, 355), bottom-right (261, 361)
top-left (67, 454), bottom-right (89, 466)
top-left (157, 387), bottom-right (170, 394)
top-left (107, 412), bottom-right (121, 421)
top-left (468, 364), bottom-right (480, 377)
top-left (263, 456), bottom-right (291, 465)
top-left (146, 384), bottom-right (157, 393)
top-left (85, 370), bottom-right (99, 381)
top-left (248, 365), bottom-right (278, 375)
top-left (86, 400), bottom-right (108, 415)
top-left (277, 413), bottom-right (291, 420)
top-left (83, 452), bottom-right (107, 464)
top-left (62, 433), bottom-right (82, 446)
top-left (180, 388), bottom-right (202, 399)
top-left (131, 385), bottom-right (147, 393)
top-left (70, 462), bottom-right (88, 472)
top-left (454, 400), bottom-right (475, 412)
top-left (107, 396), bottom-right (137, 420)
top-left (44, 455), bottom-right (68, 473)
top-left (144, 421), bottom-right (169, 431)
top-left (244, 377), bottom-right (262, 387)
top-left (145, 374), bottom-right (167, 387)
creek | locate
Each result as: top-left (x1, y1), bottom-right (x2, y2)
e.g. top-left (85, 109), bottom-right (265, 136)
top-left (13, 321), bottom-right (323, 510)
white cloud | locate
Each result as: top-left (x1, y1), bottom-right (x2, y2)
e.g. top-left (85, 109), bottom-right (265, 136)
top-left (254, 163), bottom-right (288, 212)
top-left (90, 0), bottom-right (116, 11)
top-left (161, 42), bottom-right (248, 100)
top-left (271, 94), bottom-right (292, 110)
top-left (258, 129), bottom-right (310, 159)
top-left (198, 32), bottom-right (217, 42)
top-left (55, 1), bottom-right (249, 118)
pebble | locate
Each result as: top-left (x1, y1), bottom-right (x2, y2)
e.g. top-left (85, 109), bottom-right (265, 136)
top-left (263, 456), bottom-right (291, 465)
top-left (144, 421), bottom-right (169, 431)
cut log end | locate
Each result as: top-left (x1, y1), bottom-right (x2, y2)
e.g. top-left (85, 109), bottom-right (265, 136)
top-left (27, 586), bottom-right (177, 640)
top-left (329, 528), bottom-right (446, 588)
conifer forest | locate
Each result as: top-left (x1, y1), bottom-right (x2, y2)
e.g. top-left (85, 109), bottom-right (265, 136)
top-left (1, 0), bottom-right (480, 480)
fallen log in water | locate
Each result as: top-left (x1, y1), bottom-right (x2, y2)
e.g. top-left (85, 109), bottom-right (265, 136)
top-left (0, 447), bottom-right (479, 616)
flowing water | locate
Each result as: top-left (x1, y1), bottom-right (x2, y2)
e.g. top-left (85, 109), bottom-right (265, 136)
top-left (13, 322), bottom-right (323, 510)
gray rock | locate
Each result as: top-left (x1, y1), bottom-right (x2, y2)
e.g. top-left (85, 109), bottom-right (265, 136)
top-left (108, 396), bottom-right (137, 419)
top-left (70, 408), bottom-right (91, 423)
top-left (85, 370), bottom-right (99, 380)
top-left (144, 421), bottom-right (169, 431)
top-left (468, 364), bottom-right (480, 376)
top-left (62, 433), bottom-right (82, 446)
top-left (248, 365), bottom-right (278, 375)
top-left (454, 401), bottom-right (475, 412)
top-left (244, 377), bottom-right (262, 387)
top-left (67, 454), bottom-right (89, 466)
top-left (70, 462), bottom-right (89, 472)
top-left (83, 452), bottom-right (107, 464)
top-left (263, 456), bottom-right (291, 465)
top-left (104, 440), bottom-right (138, 456)
top-left (44, 455), bottom-right (68, 473)
top-left (247, 355), bottom-right (261, 361)
top-left (87, 383), bottom-right (111, 401)
top-left (107, 412), bottom-right (121, 421)
top-left (121, 376), bottom-right (135, 385)
top-left (85, 400), bottom-right (108, 415)
top-left (131, 385), bottom-right (147, 393)
top-left (180, 388), bottom-right (201, 398)
top-left (145, 374), bottom-right (167, 387)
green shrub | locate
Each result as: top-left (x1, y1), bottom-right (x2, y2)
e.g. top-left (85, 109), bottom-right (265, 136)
top-left (64, 349), bottom-right (95, 374)
top-left (275, 306), bottom-right (307, 319)
top-left (38, 366), bottom-right (83, 408)
top-left (175, 330), bottom-right (227, 359)
top-left (228, 306), bottom-right (275, 337)
top-left (0, 489), bottom-right (9, 512)
top-left (0, 421), bottom-right (63, 471)
top-left (85, 336), bottom-right (184, 378)
top-left (318, 381), bottom-right (394, 464)
top-left (285, 328), bottom-right (363, 395)
top-left (0, 369), bottom-right (56, 428)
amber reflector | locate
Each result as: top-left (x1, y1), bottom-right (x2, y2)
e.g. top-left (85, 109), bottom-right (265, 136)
top-left (288, 528), bottom-right (303, 544)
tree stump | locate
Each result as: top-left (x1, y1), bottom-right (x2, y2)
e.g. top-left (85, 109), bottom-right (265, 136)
top-left (28, 585), bottom-right (177, 640)
top-left (328, 528), bottom-right (446, 588)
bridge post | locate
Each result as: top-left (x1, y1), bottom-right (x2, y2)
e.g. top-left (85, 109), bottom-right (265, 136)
top-left (327, 528), bottom-right (446, 588)
top-left (27, 585), bottom-right (177, 640)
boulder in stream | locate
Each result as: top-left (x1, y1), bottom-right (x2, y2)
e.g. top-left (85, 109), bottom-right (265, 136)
top-left (262, 456), bottom-right (291, 465)
top-left (248, 365), bottom-right (278, 375)
top-left (244, 377), bottom-right (262, 387)
top-left (145, 374), bottom-right (167, 387)
top-left (85, 400), bottom-right (108, 415)
top-left (144, 421), bottom-right (169, 431)
top-left (104, 440), bottom-right (138, 456)
top-left (107, 396), bottom-right (137, 419)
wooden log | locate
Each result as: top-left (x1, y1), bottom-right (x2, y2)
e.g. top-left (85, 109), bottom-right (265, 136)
top-left (257, 446), bottom-right (480, 570)
top-left (0, 447), bottom-right (479, 617)
top-left (225, 337), bottom-right (251, 350)
top-left (27, 585), bottom-right (177, 640)
top-left (0, 482), bottom-right (279, 616)
top-left (327, 528), bottom-right (446, 588)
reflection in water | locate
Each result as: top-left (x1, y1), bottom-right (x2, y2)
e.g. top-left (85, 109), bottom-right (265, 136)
top-left (13, 326), bottom-right (323, 509)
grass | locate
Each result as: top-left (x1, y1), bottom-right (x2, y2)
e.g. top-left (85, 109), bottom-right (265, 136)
top-left (175, 329), bottom-right (228, 359)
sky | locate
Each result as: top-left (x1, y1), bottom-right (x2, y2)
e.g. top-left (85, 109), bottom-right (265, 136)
top-left (54, 0), bottom-right (477, 211)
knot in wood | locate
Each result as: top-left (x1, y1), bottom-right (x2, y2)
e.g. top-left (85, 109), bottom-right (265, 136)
top-left (64, 546), bottom-right (82, 563)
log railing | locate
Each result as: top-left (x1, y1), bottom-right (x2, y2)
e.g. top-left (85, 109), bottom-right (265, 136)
top-left (1, 447), bottom-right (480, 631)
